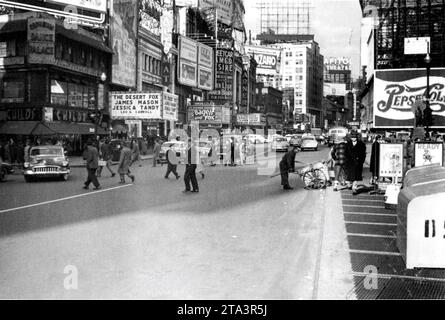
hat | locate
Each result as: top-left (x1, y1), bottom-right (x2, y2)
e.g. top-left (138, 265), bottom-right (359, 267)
top-left (350, 131), bottom-right (359, 138)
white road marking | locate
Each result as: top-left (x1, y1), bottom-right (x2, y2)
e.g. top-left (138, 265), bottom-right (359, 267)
top-left (345, 221), bottom-right (397, 226)
top-left (0, 184), bottom-right (133, 214)
top-left (352, 271), bottom-right (445, 283)
top-left (347, 233), bottom-right (397, 239)
top-left (342, 199), bottom-right (383, 202)
top-left (344, 212), bottom-right (396, 217)
top-left (349, 249), bottom-right (401, 256)
top-left (343, 204), bottom-right (386, 209)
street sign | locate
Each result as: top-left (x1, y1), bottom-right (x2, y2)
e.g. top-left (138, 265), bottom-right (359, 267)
top-left (404, 37), bottom-right (430, 55)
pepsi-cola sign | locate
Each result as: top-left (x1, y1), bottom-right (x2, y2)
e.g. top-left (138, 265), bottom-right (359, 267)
top-left (374, 68), bottom-right (445, 128)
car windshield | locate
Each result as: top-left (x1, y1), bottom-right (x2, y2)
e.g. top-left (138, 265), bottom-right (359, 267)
top-left (303, 137), bottom-right (315, 141)
top-left (275, 138), bottom-right (286, 142)
top-left (31, 148), bottom-right (63, 156)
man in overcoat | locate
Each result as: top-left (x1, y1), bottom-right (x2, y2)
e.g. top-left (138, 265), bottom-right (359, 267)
top-left (118, 140), bottom-right (135, 184)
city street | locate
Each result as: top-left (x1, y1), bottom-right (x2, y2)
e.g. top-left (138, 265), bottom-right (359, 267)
top-left (0, 146), bottom-right (357, 299)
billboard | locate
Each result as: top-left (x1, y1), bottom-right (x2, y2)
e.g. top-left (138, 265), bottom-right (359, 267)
top-left (162, 92), bottom-right (178, 121)
top-left (414, 142), bottom-right (444, 167)
top-left (48, 0), bottom-right (107, 12)
top-left (325, 57), bottom-right (351, 71)
top-left (374, 68), bottom-right (445, 128)
top-left (209, 48), bottom-right (233, 103)
top-left (110, 92), bottom-right (162, 119)
top-left (378, 143), bottom-right (404, 178)
top-left (323, 83), bottom-right (346, 97)
top-left (110, 0), bottom-right (138, 87)
top-left (27, 17), bottom-right (55, 64)
top-left (245, 45), bottom-right (280, 75)
top-left (199, 0), bottom-right (232, 26)
top-left (188, 105), bottom-right (223, 125)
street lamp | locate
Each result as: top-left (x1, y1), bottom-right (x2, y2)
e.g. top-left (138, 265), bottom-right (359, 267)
top-left (94, 72), bottom-right (107, 149)
top-left (424, 52), bottom-right (433, 133)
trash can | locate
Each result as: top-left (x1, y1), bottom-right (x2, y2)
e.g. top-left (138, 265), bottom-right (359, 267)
top-left (397, 167), bottom-right (445, 269)
top-left (403, 164), bottom-right (445, 188)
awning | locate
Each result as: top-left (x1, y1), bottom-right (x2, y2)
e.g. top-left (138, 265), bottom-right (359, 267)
top-left (56, 25), bottom-right (113, 54)
top-left (31, 122), bottom-right (108, 136)
top-left (0, 20), bottom-right (27, 34)
top-left (112, 124), bottom-right (128, 134)
top-left (0, 121), bottom-right (39, 135)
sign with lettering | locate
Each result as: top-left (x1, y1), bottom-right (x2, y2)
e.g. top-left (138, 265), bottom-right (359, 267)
top-left (199, 0), bottom-right (233, 26)
top-left (27, 17), bottom-right (55, 64)
top-left (236, 113), bottom-right (266, 126)
top-left (179, 36), bottom-right (198, 62)
top-left (379, 143), bottom-right (404, 178)
top-left (374, 68), bottom-right (445, 128)
top-left (48, 0), bottom-right (107, 12)
top-left (240, 70), bottom-right (248, 113)
top-left (245, 45), bottom-right (281, 75)
top-left (215, 48), bottom-right (233, 75)
top-left (414, 142), bottom-right (444, 167)
top-left (162, 92), bottom-right (178, 121)
top-left (188, 105), bottom-right (223, 124)
top-left (198, 43), bottom-right (213, 69)
top-left (110, 92), bottom-right (162, 119)
top-left (53, 108), bottom-right (89, 123)
top-left (325, 57), bottom-right (351, 71)
top-left (6, 107), bottom-right (42, 121)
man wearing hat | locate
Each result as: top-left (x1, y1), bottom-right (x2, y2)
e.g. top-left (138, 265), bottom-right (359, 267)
top-left (83, 138), bottom-right (101, 190)
top-left (345, 131), bottom-right (367, 195)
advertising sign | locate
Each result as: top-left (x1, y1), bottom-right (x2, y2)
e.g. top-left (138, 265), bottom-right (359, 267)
top-left (414, 142), bottom-right (444, 167)
top-left (179, 60), bottom-right (197, 87)
top-left (325, 57), bottom-right (351, 71)
top-left (199, 0), bottom-right (232, 26)
top-left (240, 70), bottom-right (248, 113)
top-left (236, 113), bottom-right (266, 126)
top-left (48, 0), bottom-right (107, 12)
top-left (110, 92), bottom-right (162, 119)
top-left (245, 45), bottom-right (280, 75)
top-left (27, 18), bottom-right (55, 64)
top-left (111, 0), bottom-right (137, 87)
top-left (379, 143), bottom-right (404, 178)
top-left (236, 114), bottom-right (249, 125)
top-left (198, 43), bottom-right (213, 68)
top-left (187, 105), bottom-right (222, 125)
top-left (162, 92), bottom-right (178, 121)
top-left (323, 83), bottom-right (346, 97)
top-left (404, 37), bottom-right (430, 55)
top-left (374, 68), bottom-right (445, 128)
top-left (209, 48), bottom-right (233, 103)
top-left (198, 66), bottom-right (213, 91)
top-left (179, 36), bottom-right (198, 62)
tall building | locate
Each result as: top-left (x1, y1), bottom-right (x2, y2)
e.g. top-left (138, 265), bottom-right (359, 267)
top-left (275, 41), bottom-right (324, 128)
top-left (257, 0), bottom-right (313, 36)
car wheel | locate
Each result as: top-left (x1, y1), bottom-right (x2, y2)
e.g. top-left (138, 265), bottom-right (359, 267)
top-left (315, 147), bottom-right (318, 151)
top-left (0, 168), bottom-right (7, 182)
top-left (24, 175), bottom-right (32, 183)
top-left (61, 174), bottom-right (68, 181)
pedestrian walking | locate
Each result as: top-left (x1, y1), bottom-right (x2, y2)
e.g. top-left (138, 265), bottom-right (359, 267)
top-left (118, 140), bottom-right (135, 184)
top-left (279, 146), bottom-right (298, 190)
top-left (3, 140), bottom-right (11, 163)
top-left (97, 138), bottom-right (116, 177)
top-left (230, 137), bottom-right (236, 166)
top-left (164, 147), bottom-right (180, 179)
top-left (24, 139), bottom-right (31, 163)
top-left (183, 140), bottom-right (199, 193)
top-left (152, 138), bottom-right (161, 167)
top-left (345, 131), bottom-right (367, 195)
top-left (331, 136), bottom-right (348, 191)
top-left (131, 138), bottom-right (142, 167)
top-left (369, 135), bottom-right (381, 184)
top-left (83, 139), bottom-right (101, 190)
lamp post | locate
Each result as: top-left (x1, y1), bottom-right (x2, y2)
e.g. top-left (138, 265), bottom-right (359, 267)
top-left (94, 72), bottom-right (107, 149)
top-left (424, 51), bottom-right (432, 134)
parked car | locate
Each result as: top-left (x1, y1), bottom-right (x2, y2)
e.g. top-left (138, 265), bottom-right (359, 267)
top-left (271, 136), bottom-right (289, 152)
top-left (300, 135), bottom-right (318, 151)
top-left (159, 141), bottom-right (187, 164)
top-left (23, 145), bottom-right (70, 182)
top-left (0, 160), bottom-right (14, 182)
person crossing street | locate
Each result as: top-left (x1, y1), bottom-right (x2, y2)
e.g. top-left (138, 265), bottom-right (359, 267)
top-left (183, 139), bottom-right (199, 193)
top-left (164, 146), bottom-right (180, 180)
top-left (83, 139), bottom-right (101, 190)
top-left (118, 140), bottom-right (135, 184)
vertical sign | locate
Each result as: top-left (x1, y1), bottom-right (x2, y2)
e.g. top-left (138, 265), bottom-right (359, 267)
top-left (240, 70), bottom-right (248, 113)
top-left (27, 17), bottom-right (55, 64)
top-left (208, 48), bottom-right (233, 104)
top-left (111, 0), bottom-right (137, 87)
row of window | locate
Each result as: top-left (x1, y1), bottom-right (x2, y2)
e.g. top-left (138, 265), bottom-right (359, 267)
top-left (50, 80), bottom-right (96, 109)
top-left (2, 80), bottom-right (24, 102)
top-left (55, 37), bottom-right (106, 71)
top-left (142, 53), bottom-right (162, 76)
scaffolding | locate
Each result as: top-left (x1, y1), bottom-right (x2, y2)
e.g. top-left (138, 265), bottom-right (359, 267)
top-left (361, 0), bottom-right (445, 69)
top-left (256, 0), bottom-right (313, 36)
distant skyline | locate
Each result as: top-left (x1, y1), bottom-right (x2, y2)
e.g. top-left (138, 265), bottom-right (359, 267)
top-left (243, 0), bottom-right (362, 78)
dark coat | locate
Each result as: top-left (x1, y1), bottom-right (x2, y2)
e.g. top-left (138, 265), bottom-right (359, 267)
top-left (331, 142), bottom-right (348, 166)
top-left (84, 145), bottom-right (99, 169)
top-left (346, 140), bottom-right (366, 181)
top-left (279, 150), bottom-right (296, 171)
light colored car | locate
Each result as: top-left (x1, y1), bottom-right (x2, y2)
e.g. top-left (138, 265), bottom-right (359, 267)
top-left (271, 136), bottom-right (289, 152)
top-left (159, 141), bottom-right (187, 164)
top-left (327, 127), bottom-right (348, 146)
top-left (300, 135), bottom-right (318, 151)
top-left (23, 145), bottom-right (70, 182)
top-left (289, 134), bottom-right (303, 147)
top-left (246, 134), bottom-right (267, 144)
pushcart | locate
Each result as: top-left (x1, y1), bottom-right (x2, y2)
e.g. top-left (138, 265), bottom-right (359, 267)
top-left (296, 160), bottom-right (329, 189)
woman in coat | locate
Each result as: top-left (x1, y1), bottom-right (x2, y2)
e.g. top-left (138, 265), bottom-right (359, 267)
top-left (118, 141), bottom-right (135, 184)
top-left (331, 136), bottom-right (348, 191)
top-left (345, 132), bottom-right (367, 194)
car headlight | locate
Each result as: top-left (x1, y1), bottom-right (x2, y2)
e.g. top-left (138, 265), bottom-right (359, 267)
top-left (62, 161), bottom-right (69, 167)
top-left (24, 162), bottom-right (30, 168)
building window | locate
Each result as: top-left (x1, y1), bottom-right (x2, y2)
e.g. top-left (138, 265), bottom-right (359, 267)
top-left (50, 80), bottom-right (68, 105)
top-left (2, 79), bottom-right (24, 101)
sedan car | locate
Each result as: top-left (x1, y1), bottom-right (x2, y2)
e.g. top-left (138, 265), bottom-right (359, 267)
top-left (159, 141), bottom-right (187, 164)
top-left (289, 134), bottom-right (303, 147)
top-left (23, 145), bottom-right (70, 182)
top-left (271, 136), bottom-right (289, 152)
top-left (300, 135), bottom-right (318, 151)
top-left (0, 160), bottom-right (14, 182)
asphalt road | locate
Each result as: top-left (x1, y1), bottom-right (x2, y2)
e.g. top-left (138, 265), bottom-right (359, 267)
top-left (0, 145), bottom-right (347, 299)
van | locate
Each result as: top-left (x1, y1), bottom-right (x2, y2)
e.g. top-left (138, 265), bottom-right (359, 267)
top-left (327, 127), bottom-right (348, 147)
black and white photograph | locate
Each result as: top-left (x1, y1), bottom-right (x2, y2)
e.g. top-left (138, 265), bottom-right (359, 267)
top-left (2, 0), bottom-right (445, 306)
